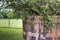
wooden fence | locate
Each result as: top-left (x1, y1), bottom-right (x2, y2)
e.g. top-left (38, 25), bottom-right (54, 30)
top-left (0, 19), bottom-right (22, 28)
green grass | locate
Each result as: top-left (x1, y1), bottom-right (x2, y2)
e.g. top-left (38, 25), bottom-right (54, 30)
top-left (0, 28), bottom-right (23, 40)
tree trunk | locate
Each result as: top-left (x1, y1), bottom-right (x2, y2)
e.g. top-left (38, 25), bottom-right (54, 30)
top-left (23, 16), bottom-right (28, 40)
top-left (23, 15), bottom-right (40, 40)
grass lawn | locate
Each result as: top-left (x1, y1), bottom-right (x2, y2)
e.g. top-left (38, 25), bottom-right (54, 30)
top-left (0, 28), bottom-right (23, 40)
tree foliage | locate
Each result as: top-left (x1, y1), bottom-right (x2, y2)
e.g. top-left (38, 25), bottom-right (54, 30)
top-left (0, 0), bottom-right (60, 16)
top-left (0, 0), bottom-right (60, 29)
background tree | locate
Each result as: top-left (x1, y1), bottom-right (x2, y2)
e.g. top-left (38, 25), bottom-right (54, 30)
top-left (0, 0), bottom-right (60, 29)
